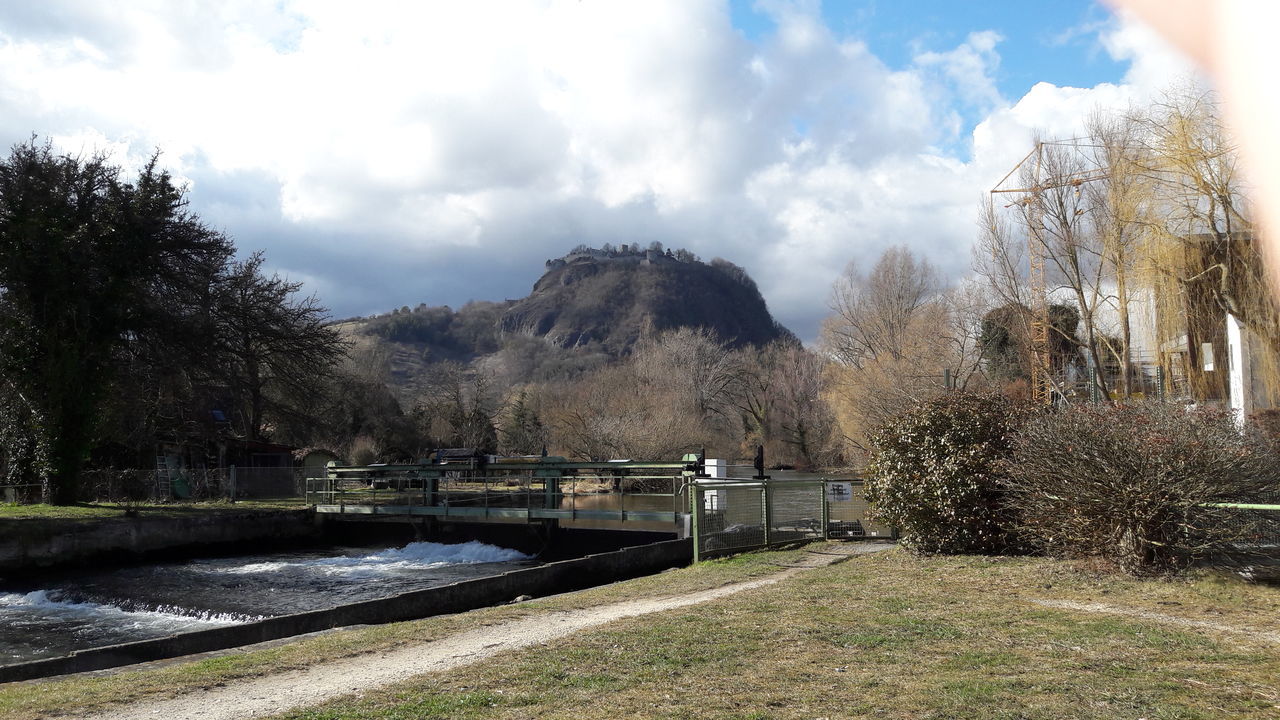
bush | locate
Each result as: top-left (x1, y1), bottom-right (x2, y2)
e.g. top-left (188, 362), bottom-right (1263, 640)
top-left (1003, 403), bottom-right (1278, 575)
top-left (865, 393), bottom-right (1023, 554)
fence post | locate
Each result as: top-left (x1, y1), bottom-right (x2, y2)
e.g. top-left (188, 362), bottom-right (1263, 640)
top-left (540, 467), bottom-right (562, 514)
top-left (229, 465), bottom-right (237, 503)
top-left (821, 481), bottom-right (830, 541)
top-left (762, 483), bottom-right (772, 549)
top-left (425, 471), bottom-right (438, 507)
top-left (691, 485), bottom-right (703, 563)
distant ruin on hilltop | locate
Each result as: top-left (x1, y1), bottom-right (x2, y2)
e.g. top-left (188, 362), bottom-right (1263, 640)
top-left (545, 242), bottom-right (700, 269)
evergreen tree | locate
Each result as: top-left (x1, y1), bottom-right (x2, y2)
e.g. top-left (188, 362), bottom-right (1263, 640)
top-left (0, 141), bottom-right (233, 503)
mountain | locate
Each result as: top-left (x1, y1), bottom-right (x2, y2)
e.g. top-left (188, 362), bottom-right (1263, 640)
top-left (499, 246), bottom-right (793, 354)
top-left (335, 245), bottom-right (795, 398)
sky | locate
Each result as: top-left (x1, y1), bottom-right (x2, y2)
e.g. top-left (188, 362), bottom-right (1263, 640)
top-left (0, 0), bottom-right (1199, 342)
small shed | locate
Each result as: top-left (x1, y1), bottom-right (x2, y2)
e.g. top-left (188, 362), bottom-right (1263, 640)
top-left (296, 448), bottom-right (342, 481)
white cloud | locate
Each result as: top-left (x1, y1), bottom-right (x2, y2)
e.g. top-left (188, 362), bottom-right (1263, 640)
top-left (0, 2), bottom-right (1199, 341)
top-left (914, 30), bottom-right (1005, 113)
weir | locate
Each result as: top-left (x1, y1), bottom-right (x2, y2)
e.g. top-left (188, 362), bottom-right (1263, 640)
top-left (0, 454), bottom-right (890, 680)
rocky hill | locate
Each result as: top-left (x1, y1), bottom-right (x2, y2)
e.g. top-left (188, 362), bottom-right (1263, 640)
top-left (499, 246), bottom-right (792, 354)
top-left (335, 245), bottom-right (794, 398)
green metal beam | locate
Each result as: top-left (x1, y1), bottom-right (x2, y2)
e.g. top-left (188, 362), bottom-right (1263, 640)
top-left (313, 504), bottom-right (681, 523)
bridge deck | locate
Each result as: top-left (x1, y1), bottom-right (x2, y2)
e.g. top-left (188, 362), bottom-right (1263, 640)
top-left (314, 503), bottom-right (683, 524)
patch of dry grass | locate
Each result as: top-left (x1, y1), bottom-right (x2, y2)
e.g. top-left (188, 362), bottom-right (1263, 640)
top-left (5, 547), bottom-right (1277, 720)
top-left (276, 551), bottom-right (1280, 720)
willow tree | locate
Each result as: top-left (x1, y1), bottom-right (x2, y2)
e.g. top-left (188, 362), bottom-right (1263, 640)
top-left (1129, 88), bottom-right (1280, 402)
top-left (1086, 111), bottom-right (1147, 397)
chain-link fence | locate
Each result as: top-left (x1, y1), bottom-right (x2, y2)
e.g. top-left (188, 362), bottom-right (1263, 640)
top-left (696, 484), bottom-right (767, 555)
top-left (691, 477), bottom-right (892, 560)
top-left (823, 480), bottom-right (895, 540)
top-left (0, 467), bottom-right (306, 504)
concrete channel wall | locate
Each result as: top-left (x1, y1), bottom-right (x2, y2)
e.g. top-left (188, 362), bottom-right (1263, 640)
top-left (0, 537), bottom-right (694, 683)
top-left (0, 510), bottom-right (320, 574)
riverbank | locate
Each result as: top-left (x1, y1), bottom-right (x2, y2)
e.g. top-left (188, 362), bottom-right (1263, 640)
top-left (4, 545), bottom-right (1278, 719)
top-left (0, 499), bottom-right (306, 522)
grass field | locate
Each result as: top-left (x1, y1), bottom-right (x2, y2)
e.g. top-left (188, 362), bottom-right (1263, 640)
top-left (272, 551), bottom-right (1280, 720)
top-left (2, 546), bottom-right (1277, 719)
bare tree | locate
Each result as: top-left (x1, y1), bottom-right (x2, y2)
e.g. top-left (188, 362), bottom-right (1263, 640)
top-left (414, 363), bottom-right (499, 452)
top-left (769, 345), bottom-right (839, 469)
top-left (213, 252), bottom-right (349, 441)
top-left (824, 246), bottom-right (942, 367)
top-left (631, 327), bottom-right (740, 423)
top-left (1086, 110), bottom-right (1147, 397)
top-left (822, 247), bottom-right (970, 453)
top-left (544, 364), bottom-right (704, 461)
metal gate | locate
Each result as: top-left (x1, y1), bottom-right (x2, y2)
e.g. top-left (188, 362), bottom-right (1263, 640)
top-left (691, 477), bottom-right (893, 561)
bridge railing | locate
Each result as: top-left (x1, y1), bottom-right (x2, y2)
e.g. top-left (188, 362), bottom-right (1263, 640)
top-left (306, 459), bottom-right (695, 529)
top-left (308, 459), bottom-right (902, 557)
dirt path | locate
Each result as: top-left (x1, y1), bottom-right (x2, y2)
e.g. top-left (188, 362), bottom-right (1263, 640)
top-left (1032, 599), bottom-right (1280, 644)
top-left (89, 544), bottom-right (883, 720)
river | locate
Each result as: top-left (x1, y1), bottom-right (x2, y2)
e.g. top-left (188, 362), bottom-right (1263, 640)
top-left (0, 540), bottom-right (534, 664)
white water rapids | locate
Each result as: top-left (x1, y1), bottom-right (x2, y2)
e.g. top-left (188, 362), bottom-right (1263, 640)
top-left (0, 540), bottom-right (533, 664)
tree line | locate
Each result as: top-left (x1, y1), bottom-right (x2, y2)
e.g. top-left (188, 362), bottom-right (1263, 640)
top-left (0, 141), bottom-right (345, 503)
top-left (348, 327), bottom-right (842, 471)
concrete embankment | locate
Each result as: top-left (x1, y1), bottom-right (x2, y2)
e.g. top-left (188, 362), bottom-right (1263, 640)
top-left (0, 509), bottom-right (320, 576)
top-left (0, 536), bottom-right (694, 683)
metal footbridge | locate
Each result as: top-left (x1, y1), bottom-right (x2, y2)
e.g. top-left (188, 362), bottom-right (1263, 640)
top-left (307, 454), bottom-right (894, 560)
top-left (307, 456), bottom-right (696, 528)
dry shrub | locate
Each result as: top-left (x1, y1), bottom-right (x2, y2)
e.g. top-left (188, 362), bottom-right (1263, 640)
top-left (346, 435), bottom-right (380, 466)
top-left (1004, 403), bottom-right (1278, 575)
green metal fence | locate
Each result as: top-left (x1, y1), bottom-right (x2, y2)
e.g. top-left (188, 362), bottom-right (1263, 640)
top-left (690, 477), bottom-right (893, 561)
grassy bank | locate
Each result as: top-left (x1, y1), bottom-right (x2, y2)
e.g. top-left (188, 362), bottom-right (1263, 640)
top-left (272, 551), bottom-right (1280, 720)
top-left (3, 546), bottom-right (1278, 719)
top-left (0, 498), bottom-right (306, 522)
